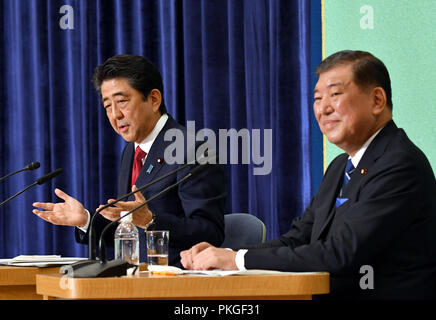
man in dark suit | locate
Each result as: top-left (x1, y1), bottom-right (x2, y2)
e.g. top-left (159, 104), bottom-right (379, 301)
top-left (180, 50), bottom-right (436, 299)
top-left (32, 55), bottom-right (226, 266)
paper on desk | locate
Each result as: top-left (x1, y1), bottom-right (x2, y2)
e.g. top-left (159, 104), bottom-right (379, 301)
top-left (0, 255), bottom-right (88, 267)
top-left (181, 269), bottom-right (321, 276)
top-left (147, 265), bottom-right (320, 276)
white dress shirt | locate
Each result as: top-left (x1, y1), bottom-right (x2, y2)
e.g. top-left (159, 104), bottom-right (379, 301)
top-left (78, 114), bottom-right (169, 232)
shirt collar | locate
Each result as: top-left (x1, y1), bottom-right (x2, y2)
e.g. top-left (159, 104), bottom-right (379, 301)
top-left (349, 126), bottom-right (384, 168)
top-left (134, 113), bottom-right (169, 155)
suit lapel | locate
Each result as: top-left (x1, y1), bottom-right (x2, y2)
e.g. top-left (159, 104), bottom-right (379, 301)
top-left (131, 116), bottom-right (181, 198)
top-left (119, 143), bottom-right (135, 197)
top-left (341, 120), bottom-right (397, 198)
top-left (313, 154), bottom-right (347, 240)
top-left (314, 120), bottom-right (398, 240)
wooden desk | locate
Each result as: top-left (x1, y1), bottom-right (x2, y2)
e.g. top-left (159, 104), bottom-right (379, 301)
top-left (0, 266), bottom-right (60, 300)
top-left (36, 272), bottom-right (329, 300)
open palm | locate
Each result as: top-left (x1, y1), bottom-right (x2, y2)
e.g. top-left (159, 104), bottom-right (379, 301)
top-left (32, 188), bottom-right (88, 227)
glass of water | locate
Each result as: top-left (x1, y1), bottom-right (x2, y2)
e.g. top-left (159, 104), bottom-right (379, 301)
top-left (146, 230), bottom-right (169, 266)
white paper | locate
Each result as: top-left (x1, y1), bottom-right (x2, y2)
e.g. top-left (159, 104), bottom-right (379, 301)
top-left (146, 265), bottom-right (320, 276)
top-left (0, 255), bottom-right (88, 267)
top-left (180, 269), bottom-right (321, 276)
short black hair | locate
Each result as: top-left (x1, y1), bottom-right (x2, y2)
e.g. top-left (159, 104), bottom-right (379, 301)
top-left (91, 54), bottom-right (167, 114)
top-left (315, 50), bottom-right (392, 110)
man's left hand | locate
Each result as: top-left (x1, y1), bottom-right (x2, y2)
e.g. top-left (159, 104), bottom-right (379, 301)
top-left (97, 185), bottom-right (153, 229)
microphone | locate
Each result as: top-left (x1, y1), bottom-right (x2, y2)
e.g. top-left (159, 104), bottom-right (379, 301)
top-left (26, 162), bottom-right (41, 171)
top-left (64, 160), bottom-right (200, 274)
top-left (85, 150), bottom-right (216, 261)
top-left (99, 162), bottom-right (210, 262)
top-left (0, 161), bottom-right (40, 183)
top-left (36, 168), bottom-right (63, 185)
top-left (66, 153), bottom-right (216, 278)
top-left (0, 168), bottom-right (63, 208)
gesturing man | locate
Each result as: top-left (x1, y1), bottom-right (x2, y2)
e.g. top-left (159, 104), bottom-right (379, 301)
top-left (33, 55), bottom-right (227, 266)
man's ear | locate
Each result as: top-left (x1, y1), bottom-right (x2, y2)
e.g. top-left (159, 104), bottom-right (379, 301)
top-left (372, 87), bottom-right (387, 115)
top-left (149, 89), bottom-right (162, 113)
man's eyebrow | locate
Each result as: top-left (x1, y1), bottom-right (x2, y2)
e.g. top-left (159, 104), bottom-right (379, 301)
top-left (102, 91), bottom-right (128, 102)
top-left (313, 82), bottom-right (344, 95)
top-left (327, 82), bottom-right (343, 88)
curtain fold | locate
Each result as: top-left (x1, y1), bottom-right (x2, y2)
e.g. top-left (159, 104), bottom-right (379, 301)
top-left (0, 0), bottom-right (315, 258)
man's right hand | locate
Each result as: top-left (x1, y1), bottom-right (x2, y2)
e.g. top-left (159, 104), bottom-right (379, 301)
top-left (32, 188), bottom-right (88, 227)
top-left (180, 242), bottom-right (214, 269)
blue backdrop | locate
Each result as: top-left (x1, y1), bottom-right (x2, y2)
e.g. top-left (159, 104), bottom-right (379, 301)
top-left (0, 0), bottom-right (322, 258)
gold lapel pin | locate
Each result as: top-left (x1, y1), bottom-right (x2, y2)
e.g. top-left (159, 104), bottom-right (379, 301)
top-left (360, 168), bottom-right (368, 175)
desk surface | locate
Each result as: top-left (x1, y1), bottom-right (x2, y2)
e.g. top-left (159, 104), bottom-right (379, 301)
top-left (37, 272), bottom-right (330, 300)
top-left (0, 266), bottom-right (60, 299)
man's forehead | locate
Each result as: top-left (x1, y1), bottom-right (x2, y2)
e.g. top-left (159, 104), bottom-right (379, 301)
top-left (314, 66), bottom-right (353, 92)
top-left (101, 78), bottom-right (132, 100)
top-left (101, 90), bottom-right (129, 102)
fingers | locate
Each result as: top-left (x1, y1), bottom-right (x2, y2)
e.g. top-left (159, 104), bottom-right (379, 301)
top-left (112, 201), bottom-right (137, 210)
top-left (191, 247), bottom-right (217, 270)
top-left (191, 242), bottom-right (212, 256)
top-left (99, 191), bottom-right (149, 226)
top-left (32, 209), bottom-right (63, 225)
top-left (32, 201), bottom-right (55, 211)
top-left (180, 242), bottom-right (212, 270)
top-left (107, 199), bottom-right (140, 211)
top-left (32, 188), bottom-right (67, 211)
top-left (98, 205), bottom-right (123, 222)
top-left (181, 244), bottom-right (239, 271)
top-left (32, 189), bottom-right (86, 227)
top-left (33, 210), bottom-right (53, 223)
top-left (54, 188), bottom-right (71, 201)
top-left (192, 247), bottom-right (237, 271)
top-left (132, 185), bottom-right (146, 203)
top-left (33, 208), bottom-right (53, 219)
top-left (180, 249), bottom-right (193, 269)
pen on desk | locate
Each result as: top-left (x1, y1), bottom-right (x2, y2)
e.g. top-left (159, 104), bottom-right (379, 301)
top-left (152, 271), bottom-right (177, 275)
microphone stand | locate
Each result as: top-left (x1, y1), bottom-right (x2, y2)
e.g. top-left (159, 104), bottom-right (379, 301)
top-left (98, 172), bottom-right (194, 262)
top-left (0, 162), bottom-right (40, 183)
top-left (0, 184), bottom-right (37, 208)
top-left (0, 168), bottom-right (63, 208)
top-left (64, 160), bottom-right (198, 275)
top-left (0, 168), bottom-right (28, 183)
top-left (66, 163), bottom-right (209, 278)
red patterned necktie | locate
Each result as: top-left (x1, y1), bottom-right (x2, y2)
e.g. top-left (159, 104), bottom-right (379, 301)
top-left (131, 146), bottom-right (147, 188)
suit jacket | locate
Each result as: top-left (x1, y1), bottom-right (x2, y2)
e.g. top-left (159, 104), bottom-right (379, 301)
top-left (244, 120), bottom-right (436, 299)
top-left (76, 115), bottom-right (227, 266)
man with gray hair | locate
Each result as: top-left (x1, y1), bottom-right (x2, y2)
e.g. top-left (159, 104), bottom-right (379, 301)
top-left (181, 50), bottom-right (436, 300)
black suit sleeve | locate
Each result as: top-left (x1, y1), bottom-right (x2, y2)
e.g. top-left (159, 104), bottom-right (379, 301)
top-left (244, 149), bottom-right (434, 275)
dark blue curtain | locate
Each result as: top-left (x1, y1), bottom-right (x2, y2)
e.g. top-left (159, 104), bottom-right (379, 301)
top-left (0, 0), bottom-right (321, 258)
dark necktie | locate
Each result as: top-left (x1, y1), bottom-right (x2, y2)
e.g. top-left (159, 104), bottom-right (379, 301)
top-left (341, 158), bottom-right (355, 193)
top-left (132, 146), bottom-right (147, 188)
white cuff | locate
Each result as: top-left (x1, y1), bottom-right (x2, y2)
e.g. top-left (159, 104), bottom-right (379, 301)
top-left (77, 210), bottom-right (91, 232)
top-left (235, 249), bottom-right (248, 271)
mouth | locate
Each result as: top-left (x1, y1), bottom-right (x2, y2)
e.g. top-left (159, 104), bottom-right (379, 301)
top-left (118, 124), bottom-right (130, 132)
top-left (322, 120), bottom-right (339, 129)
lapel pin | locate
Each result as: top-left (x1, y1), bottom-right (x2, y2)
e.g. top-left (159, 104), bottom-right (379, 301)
top-left (157, 157), bottom-right (163, 164)
top-left (146, 164), bottom-right (154, 174)
top-left (360, 168), bottom-right (368, 175)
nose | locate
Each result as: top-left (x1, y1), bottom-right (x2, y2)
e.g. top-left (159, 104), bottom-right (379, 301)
top-left (314, 96), bottom-right (333, 118)
top-left (111, 103), bottom-right (123, 119)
